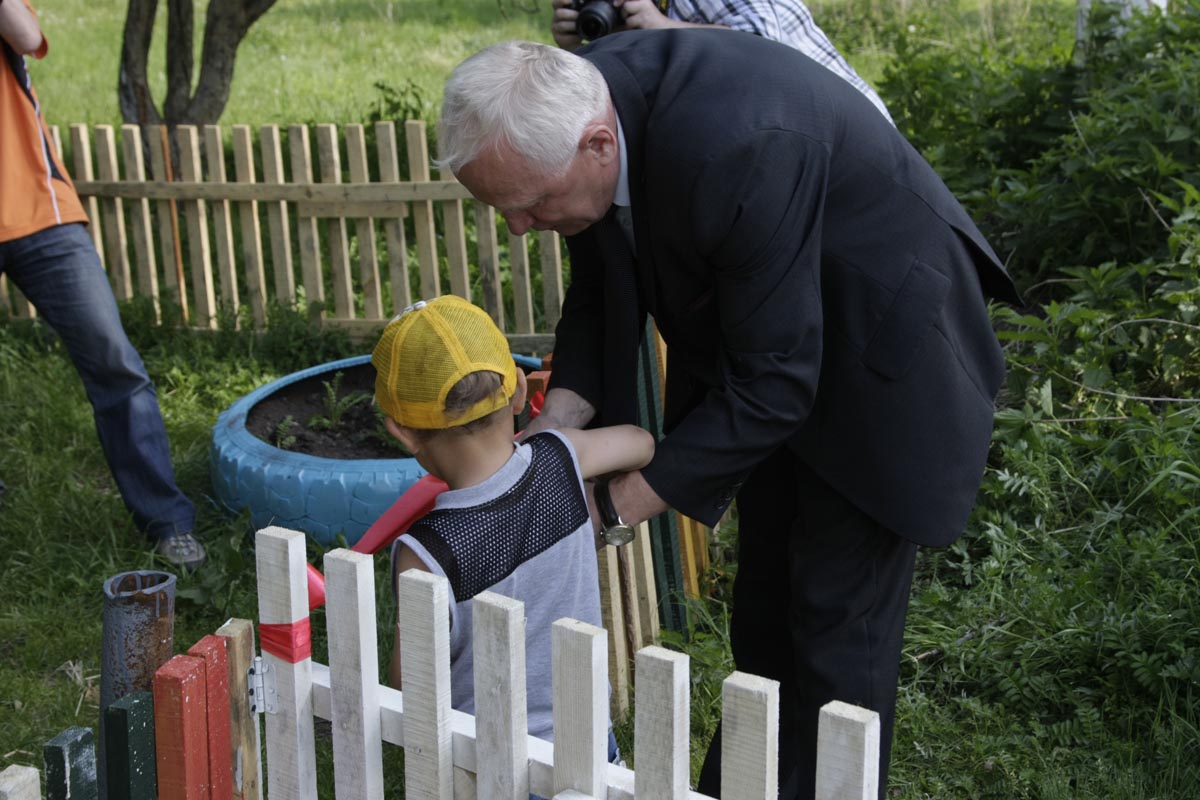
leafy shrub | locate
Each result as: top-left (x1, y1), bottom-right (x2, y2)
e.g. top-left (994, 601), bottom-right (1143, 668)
top-left (879, 1), bottom-right (1200, 299)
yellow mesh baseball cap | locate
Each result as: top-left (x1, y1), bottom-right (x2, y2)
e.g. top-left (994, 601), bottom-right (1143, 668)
top-left (372, 296), bottom-right (517, 429)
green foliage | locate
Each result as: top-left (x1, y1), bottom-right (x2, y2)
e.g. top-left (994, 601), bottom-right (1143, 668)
top-left (307, 371), bottom-right (372, 430)
top-left (275, 414), bottom-right (300, 449)
top-left (879, 3), bottom-right (1079, 198)
top-left (879, 1), bottom-right (1200, 298)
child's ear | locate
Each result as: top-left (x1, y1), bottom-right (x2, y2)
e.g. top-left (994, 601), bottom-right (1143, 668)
top-left (510, 369), bottom-right (528, 416)
top-left (385, 417), bottom-right (421, 454)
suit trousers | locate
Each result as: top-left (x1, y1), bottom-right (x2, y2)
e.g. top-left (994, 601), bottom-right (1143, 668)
top-left (697, 447), bottom-right (917, 800)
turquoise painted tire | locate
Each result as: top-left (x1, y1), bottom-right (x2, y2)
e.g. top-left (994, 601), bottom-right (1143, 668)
top-left (210, 353), bottom-right (541, 547)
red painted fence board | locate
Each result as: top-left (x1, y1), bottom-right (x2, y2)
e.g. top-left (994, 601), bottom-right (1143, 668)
top-left (188, 635), bottom-right (233, 800)
top-left (153, 655), bottom-right (211, 800)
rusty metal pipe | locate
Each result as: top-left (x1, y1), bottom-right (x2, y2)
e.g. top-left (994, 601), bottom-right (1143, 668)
top-left (99, 570), bottom-right (176, 799)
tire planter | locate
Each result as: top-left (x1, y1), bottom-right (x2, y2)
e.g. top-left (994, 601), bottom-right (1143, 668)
top-left (211, 352), bottom-right (542, 547)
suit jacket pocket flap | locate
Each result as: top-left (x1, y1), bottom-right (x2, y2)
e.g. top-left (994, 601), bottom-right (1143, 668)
top-left (861, 258), bottom-right (951, 380)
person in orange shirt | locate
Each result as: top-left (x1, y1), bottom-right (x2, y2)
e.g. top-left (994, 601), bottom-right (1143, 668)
top-left (0, 0), bottom-right (203, 569)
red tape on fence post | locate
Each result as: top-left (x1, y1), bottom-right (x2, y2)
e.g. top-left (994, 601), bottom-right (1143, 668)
top-left (259, 620), bottom-right (312, 664)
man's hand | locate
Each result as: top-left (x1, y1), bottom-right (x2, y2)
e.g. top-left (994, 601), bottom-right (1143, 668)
top-left (519, 386), bottom-right (597, 440)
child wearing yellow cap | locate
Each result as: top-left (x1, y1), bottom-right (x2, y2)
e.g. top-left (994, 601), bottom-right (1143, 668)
top-left (372, 295), bottom-right (653, 756)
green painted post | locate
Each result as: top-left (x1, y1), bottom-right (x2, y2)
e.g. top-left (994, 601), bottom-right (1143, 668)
top-left (636, 326), bottom-right (686, 632)
top-left (104, 692), bottom-right (157, 800)
top-left (44, 727), bottom-right (98, 800)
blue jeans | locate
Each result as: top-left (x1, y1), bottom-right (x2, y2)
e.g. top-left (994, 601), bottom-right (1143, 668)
top-left (1, 223), bottom-right (195, 540)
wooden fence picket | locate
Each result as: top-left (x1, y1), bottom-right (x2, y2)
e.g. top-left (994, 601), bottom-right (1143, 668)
top-left (68, 124), bottom-right (105, 263)
top-left (231, 125), bottom-right (268, 327)
top-left (324, 549), bottom-right (385, 800)
top-left (397, 569), bottom-right (454, 800)
top-left (103, 690), bottom-right (156, 800)
top-left (344, 124), bottom-right (385, 320)
top-left (635, 647), bottom-right (690, 799)
top-left (315, 124), bottom-right (355, 320)
top-left (93, 125), bottom-right (132, 301)
top-left (510, 231), bottom-right (536, 334)
top-left (259, 125), bottom-right (296, 305)
top-left (0, 765), bottom-right (41, 800)
top-left (187, 634), bottom-right (233, 800)
top-left (474, 201), bottom-right (504, 328)
top-left (43, 727), bottom-right (97, 800)
top-left (435, 127), bottom-right (471, 301)
top-left (288, 125), bottom-right (325, 318)
top-left (597, 547), bottom-right (631, 721)
top-left (374, 121), bottom-right (412, 314)
top-left (152, 656), bottom-right (210, 800)
top-left (472, 592), bottom-right (529, 800)
top-left (254, 527), bottom-right (318, 800)
top-left (540, 230), bottom-right (565, 331)
top-left (215, 619), bottom-right (262, 800)
top-left (203, 125), bottom-right (241, 320)
top-left (119, 125), bottom-right (160, 320)
top-left (405, 120), bottom-right (441, 301)
top-left (815, 701), bottom-right (880, 800)
top-left (719, 673), bottom-right (779, 800)
top-left (176, 126), bottom-right (218, 329)
top-left (147, 125), bottom-right (188, 321)
top-left (551, 619), bottom-right (608, 799)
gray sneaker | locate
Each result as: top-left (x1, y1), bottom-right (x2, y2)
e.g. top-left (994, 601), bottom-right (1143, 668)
top-left (155, 532), bottom-right (207, 571)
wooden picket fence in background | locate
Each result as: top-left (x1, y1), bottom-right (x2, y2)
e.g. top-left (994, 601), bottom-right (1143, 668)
top-left (0, 120), bottom-right (563, 353)
top-left (0, 526), bottom-right (881, 800)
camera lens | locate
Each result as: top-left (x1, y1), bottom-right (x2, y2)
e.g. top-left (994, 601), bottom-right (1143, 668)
top-left (577, 0), bottom-right (619, 40)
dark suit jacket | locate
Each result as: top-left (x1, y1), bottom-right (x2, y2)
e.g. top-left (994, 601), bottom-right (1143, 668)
top-left (547, 29), bottom-right (1020, 547)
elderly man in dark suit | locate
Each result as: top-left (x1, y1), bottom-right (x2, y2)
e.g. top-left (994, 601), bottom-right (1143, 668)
top-left (439, 30), bottom-right (1019, 799)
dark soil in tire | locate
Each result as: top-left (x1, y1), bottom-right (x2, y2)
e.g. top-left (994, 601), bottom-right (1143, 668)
top-left (244, 363), bottom-right (407, 460)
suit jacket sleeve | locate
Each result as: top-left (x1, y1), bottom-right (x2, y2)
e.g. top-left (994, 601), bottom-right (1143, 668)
top-left (642, 129), bottom-right (830, 525)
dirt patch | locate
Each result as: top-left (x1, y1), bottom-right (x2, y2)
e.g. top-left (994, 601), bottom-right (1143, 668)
top-left (244, 363), bottom-right (409, 460)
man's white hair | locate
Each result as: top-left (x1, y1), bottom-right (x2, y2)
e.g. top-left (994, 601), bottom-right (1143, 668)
top-left (437, 40), bottom-right (610, 177)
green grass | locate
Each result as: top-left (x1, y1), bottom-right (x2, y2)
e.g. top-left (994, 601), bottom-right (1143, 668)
top-left (32, 0), bottom-right (551, 128)
top-left (29, 0), bottom-right (1069, 129)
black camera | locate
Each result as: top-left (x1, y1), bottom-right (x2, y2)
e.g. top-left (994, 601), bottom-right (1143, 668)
top-left (571, 0), bottom-right (620, 41)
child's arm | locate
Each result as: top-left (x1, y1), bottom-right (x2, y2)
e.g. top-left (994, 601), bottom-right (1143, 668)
top-left (559, 424), bottom-right (655, 480)
top-left (387, 546), bottom-right (431, 689)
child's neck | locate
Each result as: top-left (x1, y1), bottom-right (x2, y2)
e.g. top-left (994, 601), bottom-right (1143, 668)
top-left (426, 425), bottom-right (517, 491)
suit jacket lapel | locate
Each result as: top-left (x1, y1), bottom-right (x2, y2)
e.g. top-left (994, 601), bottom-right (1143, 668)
top-left (590, 53), bottom-right (657, 314)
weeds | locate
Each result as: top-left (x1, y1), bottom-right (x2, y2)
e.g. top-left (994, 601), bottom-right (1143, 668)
top-left (307, 371), bottom-right (372, 431)
top-left (274, 414), bottom-right (300, 449)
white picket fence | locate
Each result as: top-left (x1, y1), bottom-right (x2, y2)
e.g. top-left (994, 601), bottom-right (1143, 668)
top-left (253, 525), bottom-right (879, 800)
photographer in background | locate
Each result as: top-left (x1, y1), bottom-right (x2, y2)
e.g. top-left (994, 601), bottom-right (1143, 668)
top-left (0, 0), bottom-right (203, 569)
top-left (550, 0), bottom-right (892, 122)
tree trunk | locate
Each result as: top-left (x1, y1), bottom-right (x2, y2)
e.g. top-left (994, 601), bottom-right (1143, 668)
top-left (117, 0), bottom-right (163, 127)
top-left (118, 0), bottom-right (279, 128)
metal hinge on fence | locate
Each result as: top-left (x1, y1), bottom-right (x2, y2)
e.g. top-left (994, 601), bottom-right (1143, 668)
top-left (248, 656), bottom-right (277, 714)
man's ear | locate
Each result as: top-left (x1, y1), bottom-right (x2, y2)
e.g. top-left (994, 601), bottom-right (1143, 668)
top-left (510, 369), bottom-right (529, 416)
top-left (580, 121), bottom-right (617, 166)
top-left (384, 416), bottom-right (422, 454)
